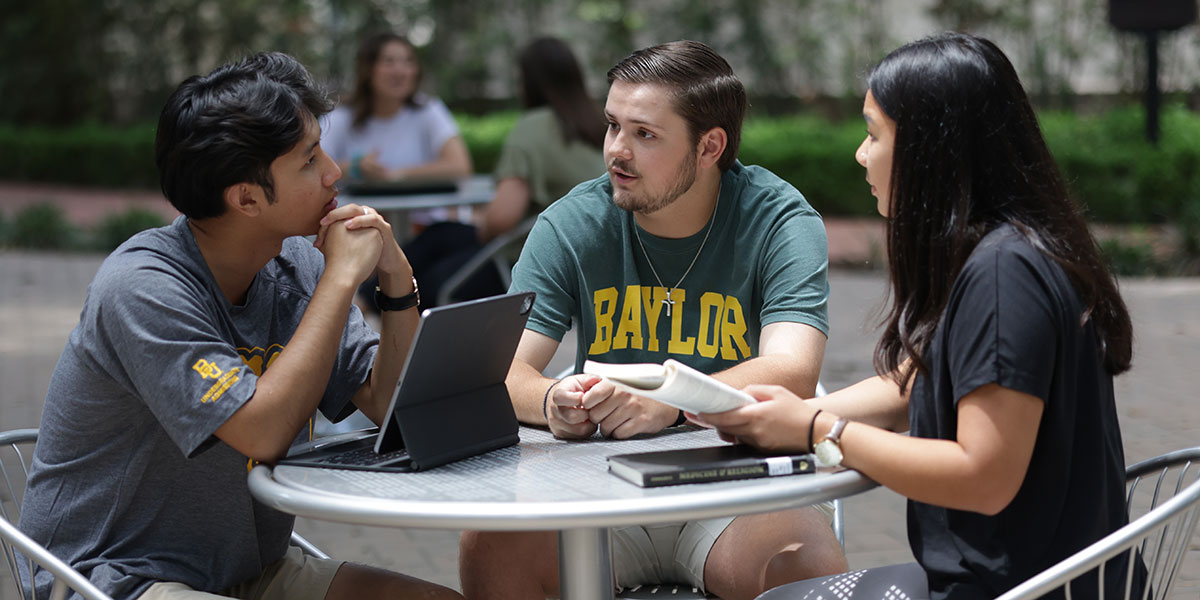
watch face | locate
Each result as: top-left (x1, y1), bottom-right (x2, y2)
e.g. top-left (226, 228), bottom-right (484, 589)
top-left (814, 440), bottom-right (843, 468)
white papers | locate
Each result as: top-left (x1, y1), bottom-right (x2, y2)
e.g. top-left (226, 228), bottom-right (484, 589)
top-left (583, 359), bottom-right (754, 414)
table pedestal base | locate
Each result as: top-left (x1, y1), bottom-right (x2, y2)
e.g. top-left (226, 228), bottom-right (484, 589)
top-left (559, 527), bottom-right (614, 600)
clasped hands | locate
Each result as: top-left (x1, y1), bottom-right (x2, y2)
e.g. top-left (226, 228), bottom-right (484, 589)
top-left (546, 374), bottom-right (680, 440)
top-left (314, 203), bottom-right (410, 289)
top-left (549, 376), bottom-right (821, 455)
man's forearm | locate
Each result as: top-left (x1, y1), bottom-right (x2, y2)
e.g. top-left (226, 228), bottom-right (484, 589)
top-left (507, 359), bottom-right (557, 425)
top-left (713, 353), bottom-right (821, 398)
top-left (216, 276), bottom-right (358, 461)
top-left (357, 272), bottom-right (419, 423)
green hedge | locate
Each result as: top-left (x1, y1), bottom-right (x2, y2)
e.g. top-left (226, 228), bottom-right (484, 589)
top-left (2, 106), bottom-right (1199, 228)
top-left (0, 122), bottom-right (159, 188)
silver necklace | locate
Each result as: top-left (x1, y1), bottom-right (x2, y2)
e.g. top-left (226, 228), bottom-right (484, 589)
top-left (632, 187), bottom-right (720, 317)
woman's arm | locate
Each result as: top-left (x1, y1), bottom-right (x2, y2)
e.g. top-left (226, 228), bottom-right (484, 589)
top-left (386, 135), bottom-right (473, 180)
top-left (704, 381), bottom-right (1043, 515)
top-left (475, 177), bottom-right (531, 243)
top-left (829, 384), bottom-right (1042, 514)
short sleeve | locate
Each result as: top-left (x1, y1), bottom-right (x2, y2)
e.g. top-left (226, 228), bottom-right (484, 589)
top-left (89, 268), bottom-right (257, 457)
top-left (508, 215), bottom-right (576, 341)
top-left (945, 246), bottom-right (1060, 404)
top-left (494, 139), bottom-right (534, 182)
top-left (759, 211), bottom-right (830, 335)
top-left (493, 117), bottom-right (536, 181)
top-left (423, 99), bottom-right (461, 154)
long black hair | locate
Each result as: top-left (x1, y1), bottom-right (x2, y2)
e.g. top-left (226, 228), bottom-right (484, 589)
top-left (518, 37), bottom-right (605, 150)
top-left (869, 32), bottom-right (1132, 386)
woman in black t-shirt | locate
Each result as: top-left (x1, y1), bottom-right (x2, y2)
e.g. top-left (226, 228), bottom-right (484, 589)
top-left (699, 33), bottom-right (1141, 600)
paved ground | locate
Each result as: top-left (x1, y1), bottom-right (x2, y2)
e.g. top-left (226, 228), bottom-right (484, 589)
top-left (1, 184), bottom-right (1197, 597)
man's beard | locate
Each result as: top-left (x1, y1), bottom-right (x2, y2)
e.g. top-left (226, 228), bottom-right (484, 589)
top-left (610, 150), bottom-right (697, 215)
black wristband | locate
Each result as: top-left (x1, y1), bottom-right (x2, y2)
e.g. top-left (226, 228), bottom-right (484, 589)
top-left (375, 277), bottom-right (420, 311)
top-left (672, 410), bottom-right (687, 427)
top-left (542, 378), bottom-right (564, 422)
top-left (807, 409), bottom-right (824, 452)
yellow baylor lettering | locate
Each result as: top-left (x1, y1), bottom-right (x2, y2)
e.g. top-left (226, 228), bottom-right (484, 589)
top-left (721, 296), bottom-right (752, 360)
top-left (238, 344), bottom-right (285, 377)
top-left (666, 289), bottom-right (696, 355)
top-left (696, 292), bottom-right (724, 358)
top-left (588, 286), bottom-right (751, 360)
top-left (640, 287), bottom-right (667, 352)
top-left (588, 287), bottom-right (620, 355)
top-left (612, 285), bottom-right (644, 351)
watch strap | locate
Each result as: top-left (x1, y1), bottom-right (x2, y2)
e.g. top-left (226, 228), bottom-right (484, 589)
top-left (375, 277), bottom-right (420, 312)
top-left (824, 417), bottom-right (849, 444)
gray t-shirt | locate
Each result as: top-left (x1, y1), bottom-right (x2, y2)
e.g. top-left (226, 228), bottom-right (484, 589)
top-left (19, 216), bottom-right (378, 599)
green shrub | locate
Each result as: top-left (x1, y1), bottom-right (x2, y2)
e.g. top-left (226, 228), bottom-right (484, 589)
top-left (1, 105), bottom-right (1198, 232)
top-left (0, 122), bottom-right (158, 188)
top-left (93, 207), bottom-right (168, 251)
top-left (457, 111), bottom-right (519, 174)
top-left (1041, 105), bottom-right (1200, 225)
top-left (11, 203), bottom-right (77, 250)
top-left (740, 116), bottom-right (874, 217)
top-left (0, 210), bottom-right (9, 247)
top-left (1099, 237), bottom-right (1162, 277)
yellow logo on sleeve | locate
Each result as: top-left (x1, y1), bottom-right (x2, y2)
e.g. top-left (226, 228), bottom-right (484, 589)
top-left (192, 359), bottom-right (223, 379)
top-left (197, 365), bottom-right (241, 404)
top-left (191, 344), bottom-right (285, 405)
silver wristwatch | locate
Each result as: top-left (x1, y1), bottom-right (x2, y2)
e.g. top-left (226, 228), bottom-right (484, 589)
top-left (814, 417), bottom-right (849, 468)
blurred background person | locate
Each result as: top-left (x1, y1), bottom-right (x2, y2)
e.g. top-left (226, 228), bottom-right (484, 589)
top-left (321, 31), bottom-right (473, 229)
top-left (403, 36), bottom-right (606, 308)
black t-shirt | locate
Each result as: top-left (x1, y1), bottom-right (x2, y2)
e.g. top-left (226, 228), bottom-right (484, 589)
top-left (907, 224), bottom-right (1141, 599)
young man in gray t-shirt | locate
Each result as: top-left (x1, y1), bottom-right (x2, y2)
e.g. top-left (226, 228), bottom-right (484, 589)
top-left (18, 53), bottom-right (461, 600)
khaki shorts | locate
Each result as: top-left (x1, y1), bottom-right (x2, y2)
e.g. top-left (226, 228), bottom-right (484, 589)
top-left (137, 547), bottom-right (344, 600)
top-left (612, 501), bottom-right (835, 592)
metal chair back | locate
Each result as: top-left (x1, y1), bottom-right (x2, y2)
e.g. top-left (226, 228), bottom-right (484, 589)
top-left (1, 429), bottom-right (114, 600)
top-left (995, 446), bottom-right (1200, 600)
top-left (436, 215), bottom-right (537, 307)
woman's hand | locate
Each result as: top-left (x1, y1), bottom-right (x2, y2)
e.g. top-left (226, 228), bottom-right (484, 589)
top-left (696, 384), bottom-right (819, 454)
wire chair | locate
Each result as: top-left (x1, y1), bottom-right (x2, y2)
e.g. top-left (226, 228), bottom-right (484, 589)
top-left (1, 429), bottom-right (330, 600)
top-left (995, 446), bottom-right (1200, 600)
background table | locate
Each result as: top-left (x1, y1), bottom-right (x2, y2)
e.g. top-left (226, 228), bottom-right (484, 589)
top-left (249, 426), bottom-right (877, 600)
top-left (343, 175), bottom-right (494, 241)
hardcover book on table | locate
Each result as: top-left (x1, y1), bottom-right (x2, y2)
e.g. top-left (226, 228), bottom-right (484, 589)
top-left (607, 444), bottom-right (816, 487)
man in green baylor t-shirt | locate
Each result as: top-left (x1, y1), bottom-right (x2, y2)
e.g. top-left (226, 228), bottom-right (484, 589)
top-left (458, 41), bottom-right (844, 600)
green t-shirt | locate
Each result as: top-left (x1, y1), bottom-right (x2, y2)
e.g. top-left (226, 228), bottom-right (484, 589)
top-left (510, 161), bottom-right (829, 374)
top-left (493, 106), bottom-right (605, 214)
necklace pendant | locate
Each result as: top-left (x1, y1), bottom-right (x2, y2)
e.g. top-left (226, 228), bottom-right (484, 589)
top-left (662, 292), bottom-right (676, 317)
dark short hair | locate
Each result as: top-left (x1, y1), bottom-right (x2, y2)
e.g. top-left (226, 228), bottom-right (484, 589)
top-left (607, 40), bottom-right (746, 170)
top-left (155, 52), bottom-right (333, 219)
top-left (867, 32), bottom-right (1132, 382)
